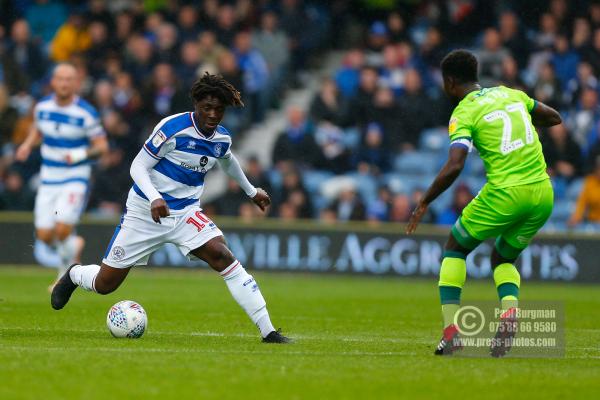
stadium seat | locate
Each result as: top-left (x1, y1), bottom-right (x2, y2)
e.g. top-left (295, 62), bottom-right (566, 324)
top-left (566, 178), bottom-right (584, 201)
top-left (393, 151), bottom-right (442, 175)
top-left (303, 170), bottom-right (335, 194)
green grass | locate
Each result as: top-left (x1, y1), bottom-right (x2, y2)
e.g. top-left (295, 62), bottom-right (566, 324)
top-left (1, 266), bottom-right (599, 400)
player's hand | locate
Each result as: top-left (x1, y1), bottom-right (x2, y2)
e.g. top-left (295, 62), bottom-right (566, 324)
top-left (251, 188), bottom-right (271, 212)
top-left (15, 144), bottom-right (32, 162)
top-left (406, 201), bottom-right (428, 234)
top-left (150, 198), bottom-right (170, 223)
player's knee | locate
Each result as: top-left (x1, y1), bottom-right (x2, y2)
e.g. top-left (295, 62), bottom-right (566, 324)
top-left (208, 244), bottom-right (235, 268)
top-left (36, 230), bottom-right (54, 244)
top-left (54, 224), bottom-right (73, 241)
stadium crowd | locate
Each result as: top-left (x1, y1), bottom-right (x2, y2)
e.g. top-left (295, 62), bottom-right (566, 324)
top-left (1, 0), bottom-right (600, 231)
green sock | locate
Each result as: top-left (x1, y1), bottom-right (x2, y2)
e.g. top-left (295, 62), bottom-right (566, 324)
top-left (438, 256), bottom-right (467, 327)
top-left (494, 263), bottom-right (520, 312)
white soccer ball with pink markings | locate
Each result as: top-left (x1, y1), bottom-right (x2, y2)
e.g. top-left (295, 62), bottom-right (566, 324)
top-left (106, 300), bottom-right (147, 338)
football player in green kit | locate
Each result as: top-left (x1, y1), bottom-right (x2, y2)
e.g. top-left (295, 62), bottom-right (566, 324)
top-left (406, 50), bottom-right (562, 357)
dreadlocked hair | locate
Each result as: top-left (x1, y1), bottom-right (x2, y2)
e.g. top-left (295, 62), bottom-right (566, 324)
top-left (190, 72), bottom-right (244, 107)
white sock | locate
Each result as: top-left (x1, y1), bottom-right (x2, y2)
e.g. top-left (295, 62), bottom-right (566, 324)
top-left (69, 264), bottom-right (100, 292)
top-left (56, 235), bottom-right (79, 267)
top-left (221, 260), bottom-right (275, 338)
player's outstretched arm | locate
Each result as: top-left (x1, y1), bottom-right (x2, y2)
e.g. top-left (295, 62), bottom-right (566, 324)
top-left (130, 149), bottom-right (169, 223)
top-left (406, 145), bottom-right (468, 234)
top-left (531, 101), bottom-right (562, 127)
top-left (218, 153), bottom-right (271, 212)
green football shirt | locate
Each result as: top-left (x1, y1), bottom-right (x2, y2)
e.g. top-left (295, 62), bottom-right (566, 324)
top-left (448, 86), bottom-right (549, 188)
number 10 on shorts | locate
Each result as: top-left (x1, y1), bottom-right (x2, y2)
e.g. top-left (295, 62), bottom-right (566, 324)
top-left (186, 211), bottom-right (212, 232)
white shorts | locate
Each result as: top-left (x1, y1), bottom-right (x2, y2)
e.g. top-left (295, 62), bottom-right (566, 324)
top-left (34, 182), bottom-right (88, 229)
top-left (102, 205), bottom-right (223, 269)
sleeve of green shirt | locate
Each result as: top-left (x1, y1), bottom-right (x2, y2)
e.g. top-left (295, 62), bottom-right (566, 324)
top-left (448, 106), bottom-right (473, 149)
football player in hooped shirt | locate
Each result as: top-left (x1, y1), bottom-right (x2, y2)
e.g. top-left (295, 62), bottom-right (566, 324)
top-left (52, 73), bottom-right (290, 343)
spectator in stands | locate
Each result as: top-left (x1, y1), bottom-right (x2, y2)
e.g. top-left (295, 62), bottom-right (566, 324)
top-left (534, 62), bottom-right (562, 110)
top-left (215, 4), bottom-right (238, 47)
top-left (328, 185), bottom-right (365, 222)
top-left (314, 121), bottom-right (350, 174)
top-left (198, 30), bottom-right (227, 74)
top-left (25, 0), bottom-right (67, 46)
top-left (367, 186), bottom-right (392, 222)
top-left (552, 34), bottom-right (580, 87)
top-left (272, 106), bottom-right (320, 168)
top-left (309, 78), bottom-right (344, 125)
top-left (364, 86), bottom-right (401, 150)
top-left (397, 68), bottom-right (433, 150)
top-left (155, 23), bottom-right (179, 64)
top-left (569, 156), bottom-right (600, 227)
top-left (478, 28), bottom-right (510, 87)
top-left (365, 21), bottom-right (388, 66)
top-left (565, 61), bottom-right (598, 107)
top-left (233, 31), bottom-right (269, 123)
top-left (388, 193), bottom-right (411, 223)
top-left (244, 156), bottom-right (271, 195)
top-left (534, 13), bottom-right (558, 50)
top-left (177, 41), bottom-right (201, 87)
top-left (386, 12), bottom-right (408, 43)
top-left (567, 87), bottom-right (600, 151)
top-left (0, 45), bottom-right (27, 95)
top-left (345, 66), bottom-right (379, 127)
top-left (500, 56), bottom-right (526, 91)
top-left (276, 167), bottom-right (313, 219)
top-left (213, 178), bottom-right (248, 217)
top-left (0, 169), bottom-right (34, 211)
top-left (572, 17), bottom-right (592, 53)
top-left (0, 84), bottom-right (18, 147)
top-left (177, 5), bottom-right (201, 42)
top-left (86, 21), bottom-right (113, 80)
top-left (142, 63), bottom-right (188, 122)
top-left (355, 122), bottom-right (390, 174)
top-left (335, 49), bottom-right (365, 98)
top-left (50, 11), bottom-right (92, 62)
top-left (124, 35), bottom-right (156, 85)
top-left (6, 20), bottom-right (46, 86)
top-left (541, 124), bottom-right (583, 180)
top-left (436, 184), bottom-right (474, 226)
top-left (420, 26), bottom-right (445, 69)
top-left (499, 11), bottom-right (529, 68)
top-left (379, 44), bottom-right (404, 96)
top-left (252, 11), bottom-right (290, 105)
top-left (88, 147), bottom-right (129, 216)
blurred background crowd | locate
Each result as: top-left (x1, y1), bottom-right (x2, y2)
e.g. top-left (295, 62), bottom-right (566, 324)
top-left (1, 0), bottom-right (600, 232)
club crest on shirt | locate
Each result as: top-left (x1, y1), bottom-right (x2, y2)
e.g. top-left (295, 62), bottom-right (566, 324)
top-left (214, 143), bottom-right (222, 157)
top-left (448, 117), bottom-right (458, 134)
top-left (151, 130), bottom-right (167, 147)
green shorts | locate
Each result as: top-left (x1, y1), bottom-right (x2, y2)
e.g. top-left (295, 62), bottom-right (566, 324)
top-left (451, 179), bottom-right (554, 260)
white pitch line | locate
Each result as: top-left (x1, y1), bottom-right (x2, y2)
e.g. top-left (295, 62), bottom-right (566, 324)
top-left (0, 345), bottom-right (415, 357)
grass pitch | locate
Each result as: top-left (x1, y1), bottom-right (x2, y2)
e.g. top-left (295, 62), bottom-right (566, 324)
top-left (0, 266), bottom-right (599, 400)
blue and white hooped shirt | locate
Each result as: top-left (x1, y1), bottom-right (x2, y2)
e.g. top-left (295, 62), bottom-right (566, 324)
top-left (129, 112), bottom-right (232, 213)
top-left (35, 95), bottom-right (104, 185)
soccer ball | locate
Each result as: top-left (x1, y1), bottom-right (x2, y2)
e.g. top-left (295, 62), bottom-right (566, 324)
top-left (106, 300), bottom-right (147, 338)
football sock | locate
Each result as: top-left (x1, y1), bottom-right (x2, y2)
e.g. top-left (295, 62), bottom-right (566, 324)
top-left (494, 263), bottom-right (520, 311)
top-left (220, 260), bottom-right (275, 338)
top-left (70, 264), bottom-right (100, 292)
top-left (56, 235), bottom-right (80, 269)
top-left (439, 256), bottom-right (467, 327)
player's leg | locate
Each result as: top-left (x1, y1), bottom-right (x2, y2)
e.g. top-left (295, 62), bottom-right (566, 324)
top-left (51, 209), bottom-right (165, 310)
top-left (53, 183), bottom-right (88, 275)
top-left (434, 227), bottom-right (479, 355)
top-left (182, 209), bottom-right (289, 342)
top-left (489, 180), bottom-right (554, 357)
